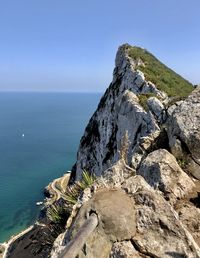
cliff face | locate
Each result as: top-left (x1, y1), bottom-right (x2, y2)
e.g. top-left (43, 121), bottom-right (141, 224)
top-left (72, 44), bottom-right (193, 181)
top-left (49, 45), bottom-right (200, 258)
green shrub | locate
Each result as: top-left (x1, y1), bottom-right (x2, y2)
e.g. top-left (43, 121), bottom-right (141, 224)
top-left (138, 93), bottom-right (156, 111)
top-left (177, 158), bottom-right (188, 169)
top-left (128, 46), bottom-right (193, 98)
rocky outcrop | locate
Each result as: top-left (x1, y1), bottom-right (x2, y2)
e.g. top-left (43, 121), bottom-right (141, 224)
top-left (72, 44), bottom-right (193, 182)
top-left (51, 44), bottom-right (199, 258)
top-left (138, 149), bottom-right (195, 204)
top-left (176, 201), bottom-right (200, 247)
top-left (167, 86), bottom-right (200, 179)
top-left (52, 173), bottom-right (200, 258)
top-left (72, 44), bottom-right (168, 181)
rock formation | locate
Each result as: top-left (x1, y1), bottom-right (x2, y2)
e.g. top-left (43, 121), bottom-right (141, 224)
top-left (72, 44), bottom-right (167, 181)
top-left (4, 44), bottom-right (200, 258)
top-left (167, 86), bottom-right (200, 179)
top-left (49, 44), bottom-right (199, 258)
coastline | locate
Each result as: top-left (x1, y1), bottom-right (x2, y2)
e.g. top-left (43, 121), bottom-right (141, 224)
top-left (1, 226), bottom-right (34, 258)
top-left (0, 173), bottom-right (70, 258)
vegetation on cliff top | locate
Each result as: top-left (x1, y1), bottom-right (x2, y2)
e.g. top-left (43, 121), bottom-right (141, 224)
top-left (127, 46), bottom-right (193, 98)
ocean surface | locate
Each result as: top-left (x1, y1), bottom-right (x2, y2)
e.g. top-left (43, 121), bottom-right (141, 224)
top-left (0, 92), bottom-right (101, 242)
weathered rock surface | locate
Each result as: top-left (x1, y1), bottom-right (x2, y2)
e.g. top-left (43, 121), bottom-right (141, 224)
top-left (132, 187), bottom-right (200, 258)
top-left (147, 96), bottom-right (166, 122)
top-left (52, 188), bottom-right (136, 258)
top-left (176, 201), bottom-right (200, 247)
top-left (167, 86), bottom-right (200, 179)
top-left (52, 175), bottom-right (200, 258)
top-left (138, 149), bottom-right (195, 204)
top-left (110, 241), bottom-right (145, 258)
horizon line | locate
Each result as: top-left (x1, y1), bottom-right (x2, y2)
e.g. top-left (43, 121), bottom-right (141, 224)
top-left (0, 90), bottom-right (104, 94)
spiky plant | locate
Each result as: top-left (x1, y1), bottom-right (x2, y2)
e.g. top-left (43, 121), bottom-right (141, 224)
top-left (47, 171), bottom-right (96, 225)
top-left (64, 185), bottom-right (80, 205)
top-left (77, 170), bottom-right (96, 190)
top-left (64, 170), bottom-right (96, 206)
top-left (47, 204), bottom-right (69, 225)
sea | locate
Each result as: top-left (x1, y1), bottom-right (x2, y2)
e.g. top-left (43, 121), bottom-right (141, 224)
top-left (0, 92), bottom-right (101, 243)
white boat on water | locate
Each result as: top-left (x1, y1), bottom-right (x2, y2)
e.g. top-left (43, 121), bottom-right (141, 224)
top-left (36, 201), bottom-right (43, 206)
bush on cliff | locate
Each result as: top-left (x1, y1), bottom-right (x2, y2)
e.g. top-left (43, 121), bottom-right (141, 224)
top-left (128, 46), bottom-right (193, 98)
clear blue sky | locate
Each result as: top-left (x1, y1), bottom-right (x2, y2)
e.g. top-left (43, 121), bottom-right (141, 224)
top-left (0, 0), bottom-right (199, 92)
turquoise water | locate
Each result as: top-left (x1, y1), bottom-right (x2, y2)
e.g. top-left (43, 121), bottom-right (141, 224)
top-left (0, 92), bottom-right (101, 242)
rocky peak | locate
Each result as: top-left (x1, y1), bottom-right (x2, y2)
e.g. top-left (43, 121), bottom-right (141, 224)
top-left (72, 44), bottom-right (193, 181)
top-left (43, 46), bottom-right (200, 257)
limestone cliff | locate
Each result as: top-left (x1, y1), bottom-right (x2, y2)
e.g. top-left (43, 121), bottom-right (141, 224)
top-left (72, 44), bottom-right (193, 181)
top-left (52, 44), bottom-right (200, 258)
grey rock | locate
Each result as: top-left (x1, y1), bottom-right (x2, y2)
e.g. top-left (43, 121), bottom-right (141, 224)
top-left (141, 81), bottom-right (167, 99)
top-left (122, 175), bottom-right (152, 195)
top-left (102, 159), bottom-right (136, 187)
top-left (138, 149), bottom-right (195, 204)
top-left (147, 96), bottom-right (166, 122)
top-left (73, 45), bottom-right (166, 180)
top-left (167, 87), bottom-right (200, 179)
top-left (176, 201), bottom-right (200, 247)
top-left (132, 188), bottom-right (200, 258)
top-left (110, 241), bottom-right (145, 258)
top-left (55, 188), bottom-right (136, 258)
top-left (52, 174), bottom-right (200, 258)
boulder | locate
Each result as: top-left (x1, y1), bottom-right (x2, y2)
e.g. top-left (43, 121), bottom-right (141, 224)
top-left (176, 202), bottom-right (200, 247)
top-left (132, 188), bottom-right (200, 258)
top-left (52, 189), bottom-right (136, 258)
top-left (110, 241), bottom-right (144, 258)
top-left (147, 96), bottom-right (166, 122)
top-left (138, 149), bottom-right (195, 204)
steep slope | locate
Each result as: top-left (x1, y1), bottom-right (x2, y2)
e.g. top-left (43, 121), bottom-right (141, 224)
top-left (72, 44), bottom-right (193, 181)
top-left (128, 46), bottom-right (193, 98)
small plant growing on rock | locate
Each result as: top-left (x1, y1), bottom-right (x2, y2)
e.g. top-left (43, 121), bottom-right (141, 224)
top-left (47, 204), bottom-right (69, 225)
top-left (177, 158), bottom-right (188, 169)
top-left (64, 170), bottom-right (96, 205)
top-left (78, 170), bottom-right (96, 189)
